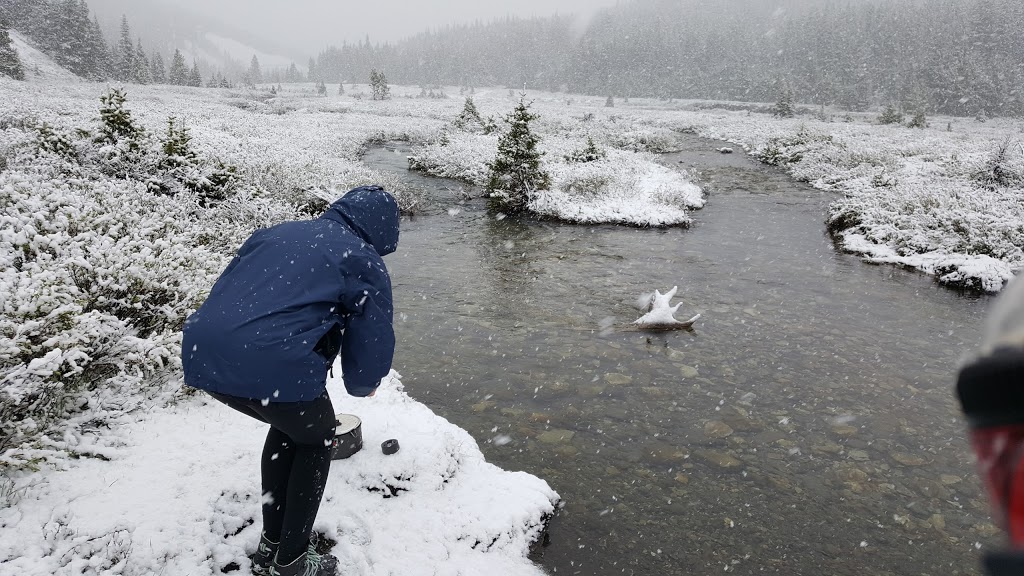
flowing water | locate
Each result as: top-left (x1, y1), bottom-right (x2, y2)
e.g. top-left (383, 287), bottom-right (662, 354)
top-left (365, 135), bottom-right (998, 576)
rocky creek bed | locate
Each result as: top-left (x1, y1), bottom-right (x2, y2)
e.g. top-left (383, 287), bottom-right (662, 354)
top-left (366, 134), bottom-right (998, 576)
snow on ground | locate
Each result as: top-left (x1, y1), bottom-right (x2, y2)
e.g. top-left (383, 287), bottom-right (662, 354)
top-left (0, 371), bottom-right (558, 576)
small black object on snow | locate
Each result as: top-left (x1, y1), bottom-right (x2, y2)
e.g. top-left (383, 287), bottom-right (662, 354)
top-left (381, 439), bottom-right (400, 455)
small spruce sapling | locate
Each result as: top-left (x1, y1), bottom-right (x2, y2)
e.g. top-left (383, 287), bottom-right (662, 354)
top-left (878, 105), bottom-right (903, 125)
top-left (97, 88), bottom-right (144, 150)
top-left (565, 137), bottom-right (607, 163)
top-left (773, 87), bottom-right (795, 118)
top-left (485, 96), bottom-right (551, 214)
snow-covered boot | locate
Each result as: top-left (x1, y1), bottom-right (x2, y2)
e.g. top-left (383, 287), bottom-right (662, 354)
top-left (269, 549), bottom-right (338, 576)
top-left (249, 532), bottom-right (278, 576)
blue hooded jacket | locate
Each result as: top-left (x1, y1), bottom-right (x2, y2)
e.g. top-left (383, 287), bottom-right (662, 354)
top-left (182, 186), bottom-right (399, 402)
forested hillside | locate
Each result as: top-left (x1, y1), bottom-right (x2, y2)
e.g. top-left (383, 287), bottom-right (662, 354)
top-left (313, 0), bottom-right (1024, 117)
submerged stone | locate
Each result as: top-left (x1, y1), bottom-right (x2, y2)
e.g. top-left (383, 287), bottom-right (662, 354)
top-left (704, 420), bottom-right (734, 439)
top-left (604, 373), bottom-right (633, 385)
top-left (679, 365), bottom-right (699, 378)
top-left (891, 452), bottom-right (927, 466)
top-left (700, 450), bottom-right (742, 468)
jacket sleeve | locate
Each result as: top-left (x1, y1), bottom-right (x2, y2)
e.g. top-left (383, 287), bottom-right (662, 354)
top-left (339, 255), bottom-right (395, 397)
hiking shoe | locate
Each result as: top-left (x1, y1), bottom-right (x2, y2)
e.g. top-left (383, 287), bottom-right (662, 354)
top-left (249, 532), bottom-right (278, 576)
top-left (269, 549), bottom-right (339, 576)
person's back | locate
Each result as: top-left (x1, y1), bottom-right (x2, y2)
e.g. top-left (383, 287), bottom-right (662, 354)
top-left (183, 185), bottom-right (399, 401)
top-left (181, 185), bottom-right (399, 576)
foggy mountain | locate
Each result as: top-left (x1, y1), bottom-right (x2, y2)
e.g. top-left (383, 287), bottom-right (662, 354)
top-left (86, 0), bottom-right (301, 73)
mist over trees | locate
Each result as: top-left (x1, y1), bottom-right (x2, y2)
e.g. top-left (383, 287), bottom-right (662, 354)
top-left (0, 0), bottom-right (223, 86)
top-left (313, 0), bottom-right (1024, 117)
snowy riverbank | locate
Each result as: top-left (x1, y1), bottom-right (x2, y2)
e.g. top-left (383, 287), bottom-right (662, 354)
top-left (660, 110), bottom-right (1024, 292)
top-left (0, 371), bottom-right (559, 575)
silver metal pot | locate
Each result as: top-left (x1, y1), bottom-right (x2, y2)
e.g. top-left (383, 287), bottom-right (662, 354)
top-left (331, 413), bottom-right (363, 460)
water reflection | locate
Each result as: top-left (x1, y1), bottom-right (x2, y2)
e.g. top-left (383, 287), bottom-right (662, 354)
top-left (367, 138), bottom-right (997, 576)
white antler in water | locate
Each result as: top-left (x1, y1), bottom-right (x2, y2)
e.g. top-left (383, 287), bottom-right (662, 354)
top-left (634, 286), bottom-right (701, 330)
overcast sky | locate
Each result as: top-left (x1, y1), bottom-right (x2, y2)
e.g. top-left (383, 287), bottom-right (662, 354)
top-left (155, 0), bottom-right (619, 55)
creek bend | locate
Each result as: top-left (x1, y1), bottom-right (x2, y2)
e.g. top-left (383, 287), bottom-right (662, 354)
top-left (365, 134), bottom-right (996, 576)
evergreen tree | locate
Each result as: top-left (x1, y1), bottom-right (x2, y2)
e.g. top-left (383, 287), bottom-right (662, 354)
top-left (50, 0), bottom-right (88, 76)
top-left (337, 82), bottom-right (344, 95)
top-left (307, 57), bottom-right (317, 81)
top-left (316, 80), bottom-right (327, 96)
top-left (168, 49), bottom-right (187, 85)
top-left (151, 51), bottom-right (165, 84)
top-left (285, 62), bottom-right (300, 82)
top-left (878, 104), bottom-right (904, 125)
top-left (773, 86), bottom-right (795, 118)
top-left (86, 15), bottom-right (109, 80)
top-left (97, 87), bottom-right (143, 149)
top-left (247, 54), bottom-right (261, 86)
top-left (115, 15), bottom-right (133, 81)
top-left (188, 61), bottom-right (202, 87)
top-left (605, 94), bottom-right (614, 107)
top-left (454, 96), bottom-right (494, 133)
top-left (132, 39), bottom-right (150, 84)
top-left (370, 69), bottom-right (390, 100)
top-left (0, 22), bottom-right (25, 80)
top-left (485, 96), bottom-right (551, 213)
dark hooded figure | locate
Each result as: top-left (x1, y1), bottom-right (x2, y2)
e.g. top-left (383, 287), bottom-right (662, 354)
top-left (182, 186), bottom-right (400, 576)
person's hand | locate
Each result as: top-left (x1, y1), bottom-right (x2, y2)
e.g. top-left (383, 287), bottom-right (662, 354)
top-left (366, 389), bottom-right (376, 397)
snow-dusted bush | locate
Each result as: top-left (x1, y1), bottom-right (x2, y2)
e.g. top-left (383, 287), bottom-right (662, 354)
top-left (0, 168), bottom-right (229, 458)
top-left (974, 136), bottom-right (1024, 190)
top-left (534, 150), bottom-right (703, 227)
top-left (408, 133), bottom-right (496, 184)
top-left (878, 105), bottom-right (904, 126)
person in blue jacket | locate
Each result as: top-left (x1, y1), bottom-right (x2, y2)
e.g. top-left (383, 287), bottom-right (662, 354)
top-left (182, 186), bottom-right (399, 576)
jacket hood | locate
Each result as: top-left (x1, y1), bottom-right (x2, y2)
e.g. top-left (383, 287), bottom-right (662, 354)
top-left (323, 186), bottom-right (400, 256)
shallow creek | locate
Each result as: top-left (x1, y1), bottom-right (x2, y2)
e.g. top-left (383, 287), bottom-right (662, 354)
top-left (365, 134), bottom-right (997, 576)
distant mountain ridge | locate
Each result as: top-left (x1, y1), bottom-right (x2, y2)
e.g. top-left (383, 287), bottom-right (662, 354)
top-left (87, 0), bottom-right (301, 73)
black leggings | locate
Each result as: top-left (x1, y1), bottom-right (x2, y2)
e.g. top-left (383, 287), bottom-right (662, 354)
top-left (210, 390), bottom-right (336, 565)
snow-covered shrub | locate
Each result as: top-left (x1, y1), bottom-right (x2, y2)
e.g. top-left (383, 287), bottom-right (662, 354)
top-left (906, 111), bottom-right (928, 129)
top-left (409, 133), bottom-right (496, 185)
top-left (149, 117), bottom-right (239, 205)
top-left (606, 127), bottom-right (677, 153)
top-left (878, 105), bottom-right (904, 125)
top-left (0, 169), bottom-right (231, 457)
top-left (773, 87), bottom-right (795, 118)
top-left (452, 97), bottom-right (496, 134)
top-left (563, 137), bottom-right (607, 163)
top-left (533, 151), bottom-right (703, 227)
top-left (35, 123), bottom-right (76, 161)
top-left (973, 136), bottom-right (1024, 190)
